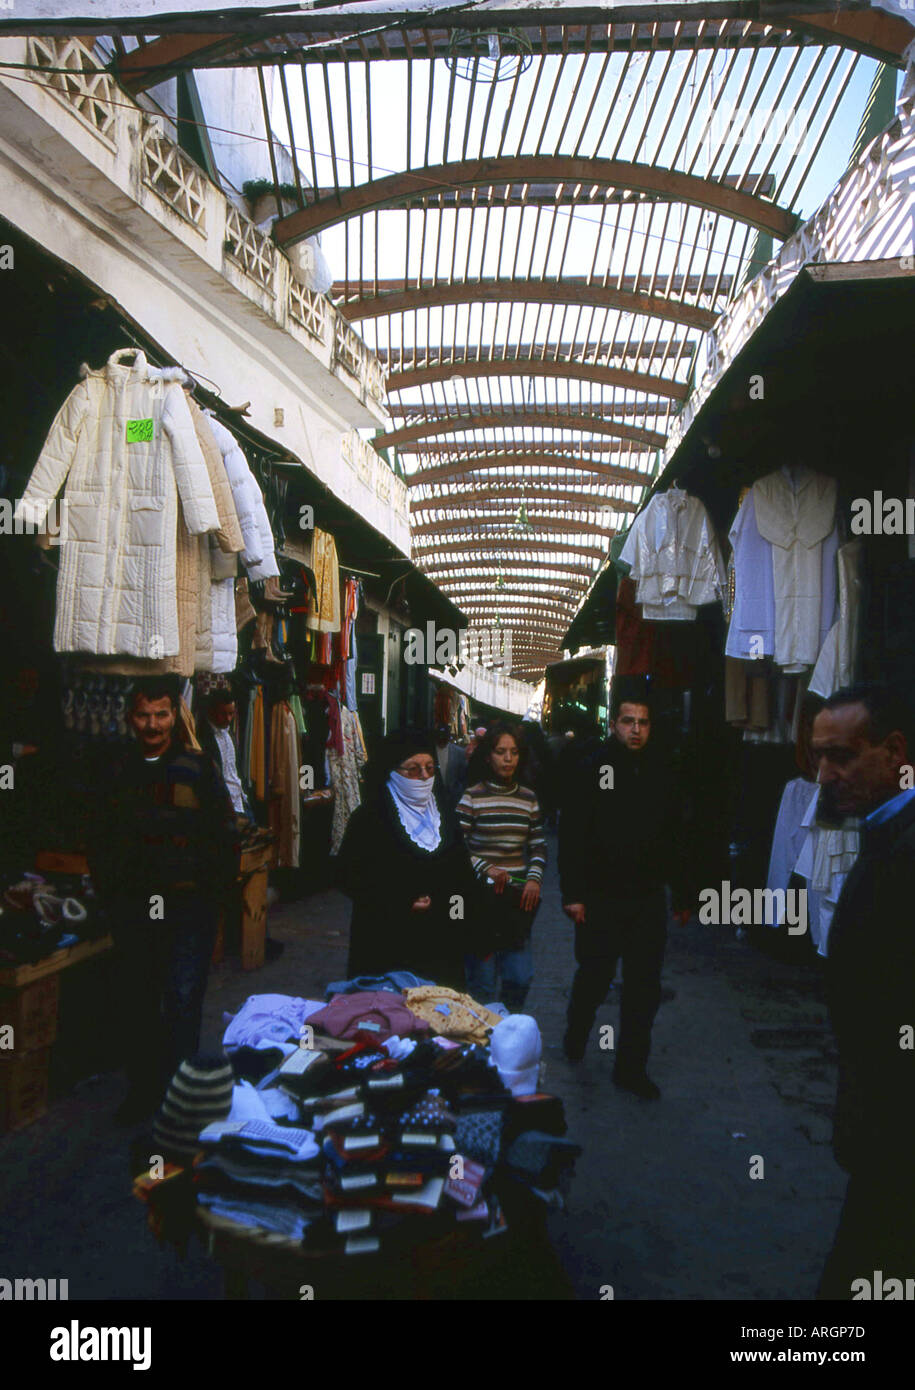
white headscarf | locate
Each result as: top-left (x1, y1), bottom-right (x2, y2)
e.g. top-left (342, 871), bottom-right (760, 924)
top-left (387, 770), bottom-right (442, 850)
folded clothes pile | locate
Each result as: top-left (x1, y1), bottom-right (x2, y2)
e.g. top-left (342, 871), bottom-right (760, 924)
top-left (138, 983), bottom-right (581, 1256)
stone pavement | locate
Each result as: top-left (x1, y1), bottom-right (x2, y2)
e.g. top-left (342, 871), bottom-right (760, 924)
top-left (0, 833), bottom-right (846, 1300)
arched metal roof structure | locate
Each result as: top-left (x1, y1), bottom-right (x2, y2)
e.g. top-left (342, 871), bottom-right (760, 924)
top-left (110, 3), bottom-right (903, 681)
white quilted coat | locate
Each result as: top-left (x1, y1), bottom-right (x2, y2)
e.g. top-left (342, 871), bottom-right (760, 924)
top-left (16, 350), bottom-right (219, 657)
top-left (204, 412), bottom-right (280, 580)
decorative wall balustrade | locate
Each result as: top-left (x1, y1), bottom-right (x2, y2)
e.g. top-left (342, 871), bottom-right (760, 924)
top-left (288, 278), bottom-right (328, 343)
top-left (224, 205), bottom-right (277, 292)
top-left (27, 36), bottom-right (117, 146)
top-left (140, 117), bottom-right (207, 233)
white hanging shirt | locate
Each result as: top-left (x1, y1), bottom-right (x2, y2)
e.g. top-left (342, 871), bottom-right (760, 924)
top-left (619, 488), bottom-right (726, 621)
top-left (752, 467), bottom-right (838, 672)
top-left (726, 489), bottom-right (775, 659)
top-left (808, 540), bottom-right (863, 698)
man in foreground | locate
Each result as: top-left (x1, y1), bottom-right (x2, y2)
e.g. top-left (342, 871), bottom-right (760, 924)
top-left (88, 676), bottom-right (239, 1123)
top-left (558, 691), bottom-right (690, 1097)
top-left (811, 683), bottom-right (915, 1298)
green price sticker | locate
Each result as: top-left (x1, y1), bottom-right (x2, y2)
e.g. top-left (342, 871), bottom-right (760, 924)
top-left (126, 418), bottom-right (154, 443)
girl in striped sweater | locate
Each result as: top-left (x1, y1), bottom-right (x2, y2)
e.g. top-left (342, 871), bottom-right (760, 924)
top-left (457, 722), bottom-right (547, 1011)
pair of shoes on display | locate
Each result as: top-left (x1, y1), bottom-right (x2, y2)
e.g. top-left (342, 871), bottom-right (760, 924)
top-left (32, 893), bottom-right (88, 928)
top-left (613, 1068), bottom-right (661, 1100)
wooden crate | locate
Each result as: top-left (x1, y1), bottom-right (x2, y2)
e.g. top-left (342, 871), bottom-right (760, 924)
top-left (0, 1048), bottom-right (50, 1132)
top-left (0, 973), bottom-right (60, 1052)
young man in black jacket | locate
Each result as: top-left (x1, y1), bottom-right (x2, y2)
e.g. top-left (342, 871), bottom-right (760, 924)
top-left (811, 683), bottom-right (915, 1299)
top-left (558, 692), bottom-right (690, 1097)
top-left (87, 676), bottom-right (240, 1123)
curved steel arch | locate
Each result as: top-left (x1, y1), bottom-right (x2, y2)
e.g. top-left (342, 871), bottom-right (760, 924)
top-left (411, 486), bottom-right (638, 512)
top-left (434, 570), bottom-right (591, 585)
top-left (387, 358), bottom-right (688, 400)
top-left (412, 516), bottom-right (614, 540)
top-left (462, 611), bottom-right (576, 626)
top-left (421, 565), bottom-right (594, 583)
top-left (415, 538), bottom-right (604, 562)
top-left (408, 455), bottom-right (653, 488)
top-left (339, 279), bottom-right (716, 331)
top-left (378, 412), bottom-right (666, 452)
top-left (461, 598), bottom-right (578, 613)
top-left (275, 157), bottom-right (799, 245)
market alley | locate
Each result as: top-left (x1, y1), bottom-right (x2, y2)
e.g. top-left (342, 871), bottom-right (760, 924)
top-left (0, 837), bottom-right (845, 1301)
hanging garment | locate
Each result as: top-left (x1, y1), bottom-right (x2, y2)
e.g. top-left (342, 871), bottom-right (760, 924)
top-left (614, 576), bottom-right (655, 675)
top-left (191, 409), bottom-right (243, 673)
top-left (751, 466), bottom-right (838, 672)
top-left (808, 541), bottom-right (864, 699)
top-left (726, 488), bottom-right (776, 659)
top-left (235, 577), bottom-right (257, 633)
top-left (250, 687), bottom-right (267, 801)
top-left (305, 529), bottom-right (342, 633)
top-left (618, 488), bottom-right (726, 620)
top-left (287, 692), bottom-right (307, 736)
top-left (16, 349), bottom-right (220, 657)
top-left (767, 778), bottom-right (860, 956)
top-left (269, 701), bottom-right (301, 868)
top-left (328, 705), bottom-right (366, 854)
top-left (204, 412), bottom-right (280, 581)
top-left (724, 658), bottom-right (771, 729)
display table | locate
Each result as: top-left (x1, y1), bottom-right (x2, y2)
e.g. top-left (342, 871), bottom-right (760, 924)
top-left (195, 1186), bottom-right (571, 1300)
top-left (0, 935), bottom-right (113, 1132)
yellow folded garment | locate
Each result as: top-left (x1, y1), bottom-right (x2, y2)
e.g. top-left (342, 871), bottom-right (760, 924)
top-left (403, 986), bottom-right (504, 1045)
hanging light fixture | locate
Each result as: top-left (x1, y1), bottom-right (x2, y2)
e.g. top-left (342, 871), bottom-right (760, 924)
top-left (513, 488), bottom-right (535, 535)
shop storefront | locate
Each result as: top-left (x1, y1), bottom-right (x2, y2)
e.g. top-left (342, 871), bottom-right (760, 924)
top-left (565, 92), bottom-right (915, 943)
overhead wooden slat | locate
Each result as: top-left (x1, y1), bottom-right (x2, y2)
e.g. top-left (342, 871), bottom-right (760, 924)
top-left (377, 411), bottom-right (667, 451)
top-left (275, 156), bottom-right (799, 244)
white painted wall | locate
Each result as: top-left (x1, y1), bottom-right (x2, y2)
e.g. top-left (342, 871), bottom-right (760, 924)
top-left (0, 40), bottom-right (405, 551)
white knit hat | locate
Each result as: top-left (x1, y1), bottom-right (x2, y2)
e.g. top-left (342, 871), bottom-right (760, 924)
top-left (490, 1015), bottom-right (542, 1096)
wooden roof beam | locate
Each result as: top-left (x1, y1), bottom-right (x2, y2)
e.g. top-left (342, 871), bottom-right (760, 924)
top-left (378, 412), bottom-right (666, 452)
top-left (388, 401), bottom-right (673, 422)
top-left (410, 486), bottom-right (638, 511)
top-left (388, 358), bottom-right (688, 399)
top-left (412, 517), bottom-right (616, 540)
top-left (413, 539), bottom-right (605, 562)
top-left (115, 34), bottom-right (243, 92)
top-left (276, 156), bottom-right (800, 244)
top-left (407, 455), bottom-right (654, 488)
top-left (375, 341), bottom-right (696, 366)
top-left (339, 279), bottom-right (717, 331)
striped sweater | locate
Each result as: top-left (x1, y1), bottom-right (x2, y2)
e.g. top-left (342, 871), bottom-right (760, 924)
top-left (456, 780), bottom-right (547, 884)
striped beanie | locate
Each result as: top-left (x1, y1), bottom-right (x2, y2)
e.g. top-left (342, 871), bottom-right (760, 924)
top-left (153, 1053), bottom-right (234, 1165)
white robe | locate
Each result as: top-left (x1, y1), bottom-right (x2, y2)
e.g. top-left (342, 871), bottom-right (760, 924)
top-left (752, 466), bottom-right (838, 672)
top-left (808, 540), bottom-right (863, 698)
top-left (726, 489), bottom-right (775, 659)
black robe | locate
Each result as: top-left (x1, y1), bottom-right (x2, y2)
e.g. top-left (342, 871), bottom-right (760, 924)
top-left (336, 786), bottom-right (479, 990)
